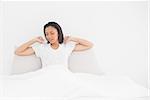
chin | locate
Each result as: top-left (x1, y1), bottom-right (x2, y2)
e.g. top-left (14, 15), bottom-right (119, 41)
top-left (50, 41), bottom-right (56, 44)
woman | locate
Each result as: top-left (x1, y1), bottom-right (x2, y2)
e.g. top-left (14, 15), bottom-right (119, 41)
top-left (15, 21), bottom-right (93, 68)
top-left (13, 23), bottom-right (97, 97)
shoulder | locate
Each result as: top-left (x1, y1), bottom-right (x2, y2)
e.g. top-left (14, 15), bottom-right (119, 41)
top-left (63, 41), bottom-right (77, 53)
top-left (64, 41), bottom-right (77, 47)
top-left (31, 42), bottom-right (47, 49)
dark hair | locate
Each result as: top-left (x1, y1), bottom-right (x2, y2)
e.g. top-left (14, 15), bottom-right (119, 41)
top-left (43, 22), bottom-right (64, 44)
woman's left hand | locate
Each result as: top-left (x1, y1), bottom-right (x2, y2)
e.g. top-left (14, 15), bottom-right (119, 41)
top-left (64, 36), bottom-right (71, 44)
top-left (64, 35), bottom-right (93, 51)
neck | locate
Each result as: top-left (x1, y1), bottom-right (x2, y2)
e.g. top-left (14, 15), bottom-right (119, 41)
top-left (51, 42), bottom-right (59, 46)
top-left (50, 42), bottom-right (59, 49)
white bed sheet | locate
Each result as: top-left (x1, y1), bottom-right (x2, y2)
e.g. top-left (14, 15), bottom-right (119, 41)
top-left (1, 64), bottom-right (149, 99)
top-left (69, 96), bottom-right (150, 100)
top-left (0, 96), bottom-right (150, 100)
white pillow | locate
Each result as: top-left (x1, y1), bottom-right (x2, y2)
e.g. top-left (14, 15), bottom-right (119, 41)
top-left (68, 49), bottom-right (104, 75)
top-left (12, 49), bottom-right (104, 75)
top-left (12, 54), bottom-right (42, 74)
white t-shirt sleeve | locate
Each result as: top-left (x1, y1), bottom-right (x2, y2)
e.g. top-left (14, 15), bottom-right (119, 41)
top-left (65, 41), bottom-right (77, 55)
top-left (31, 42), bottom-right (42, 57)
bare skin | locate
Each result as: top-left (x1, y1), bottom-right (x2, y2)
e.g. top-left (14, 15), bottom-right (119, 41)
top-left (15, 26), bottom-right (93, 56)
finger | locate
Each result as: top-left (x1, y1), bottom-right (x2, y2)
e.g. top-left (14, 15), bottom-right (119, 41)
top-left (39, 37), bottom-right (43, 39)
top-left (64, 40), bottom-right (67, 44)
top-left (39, 40), bottom-right (44, 44)
top-left (39, 37), bottom-right (44, 41)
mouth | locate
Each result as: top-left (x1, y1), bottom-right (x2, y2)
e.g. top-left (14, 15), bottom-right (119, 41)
top-left (50, 39), bottom-right (55, 42)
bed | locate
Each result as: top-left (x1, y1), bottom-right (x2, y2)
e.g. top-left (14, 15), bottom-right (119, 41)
top-left (1, 49), bottom-right (149, 100)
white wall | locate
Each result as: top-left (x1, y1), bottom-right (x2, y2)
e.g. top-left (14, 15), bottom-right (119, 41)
top-left (1, 1), bottom-right (148, 88)
top-left (0, 1), bottom-right (3, 76)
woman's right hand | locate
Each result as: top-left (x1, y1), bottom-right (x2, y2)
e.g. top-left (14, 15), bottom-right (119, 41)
top-left (33, 36), bottom-right (45, 44)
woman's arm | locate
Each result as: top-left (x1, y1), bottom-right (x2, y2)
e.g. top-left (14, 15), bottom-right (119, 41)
top-left (65, 36), bottom-right (94, 52)
top-left (15, 36), bottom-right (44, 56)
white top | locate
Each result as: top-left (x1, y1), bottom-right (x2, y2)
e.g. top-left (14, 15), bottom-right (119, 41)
top-left (31, 41), bottom-right (77, 69)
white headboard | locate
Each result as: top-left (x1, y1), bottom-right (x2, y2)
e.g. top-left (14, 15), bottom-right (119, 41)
top-left (12, 49), bottom-right (104, 75)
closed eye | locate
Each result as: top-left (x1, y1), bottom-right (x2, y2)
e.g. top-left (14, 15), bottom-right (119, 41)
top-left (50, 33), bottom-right (54, 35)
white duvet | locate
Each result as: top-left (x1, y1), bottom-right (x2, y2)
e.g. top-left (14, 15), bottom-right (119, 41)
top-left (2, 64), bottom-right (149, 99)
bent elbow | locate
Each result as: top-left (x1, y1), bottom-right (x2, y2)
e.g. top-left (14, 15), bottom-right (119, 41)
top-left (14, 49), bottom-right (22, 56)
top-left (14, 50), bottom-right (20, 56)
top-left (89, 42), bottom-right (94, 49)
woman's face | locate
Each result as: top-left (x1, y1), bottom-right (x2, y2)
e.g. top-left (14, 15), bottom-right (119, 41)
top-left (45, 26), bottom-right (58, 44)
